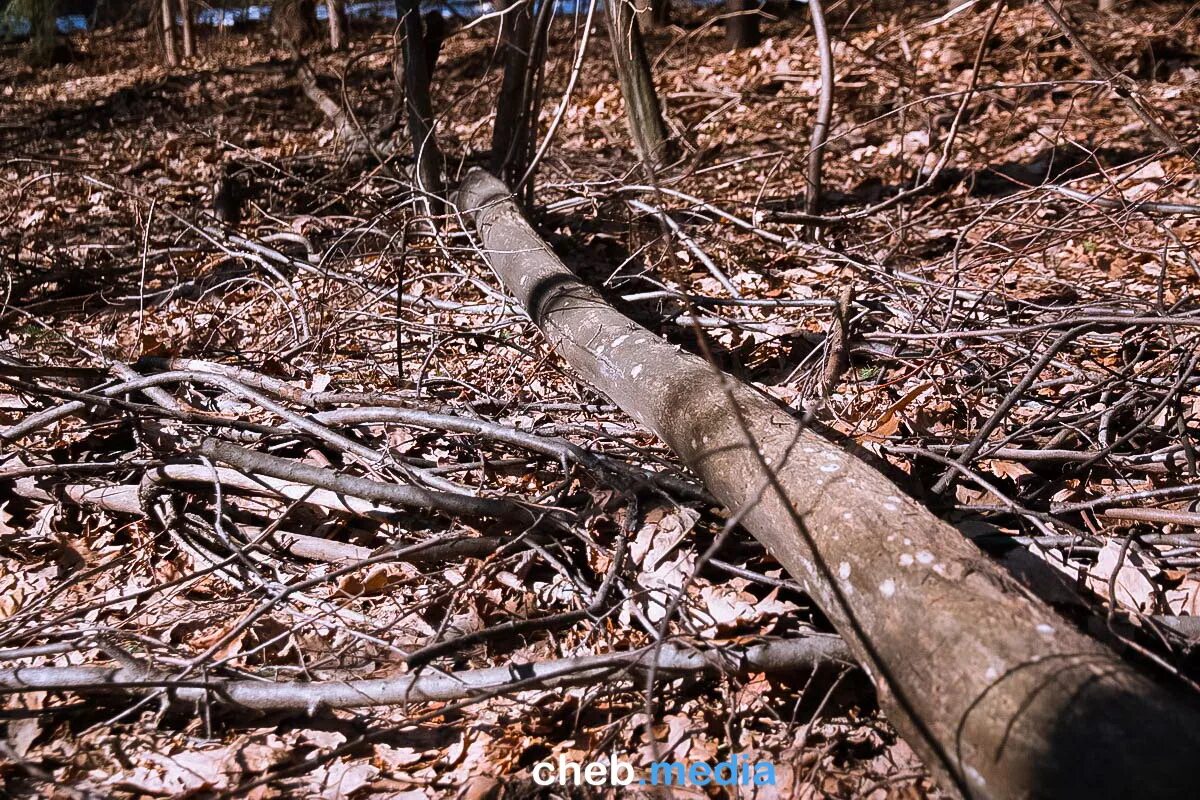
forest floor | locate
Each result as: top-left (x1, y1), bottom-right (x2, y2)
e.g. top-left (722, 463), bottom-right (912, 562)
top-left (3, 2), bottom-right (1200, 797)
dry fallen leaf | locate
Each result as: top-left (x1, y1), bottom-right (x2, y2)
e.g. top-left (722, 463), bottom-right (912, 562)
top-left (985, 459), bottom-right (1034, 481)
top-left (1166, 576), bottom-right (1200, 617)
top-left (1087, 541), bottom-right (1161, 613)
top-left (309, 757), bottom-right (380, 799)
top-left (631, 505), bottom-right (701, 571)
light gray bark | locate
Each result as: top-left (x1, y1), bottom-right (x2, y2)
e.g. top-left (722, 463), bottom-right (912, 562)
top-left (198, 437), bottom-right (537, 523)
top-left (327, 0), bottom-right (348, 50)
top-left (804, 0), bottom-right (832, 218)
top-left (456, 168), bottom-right (1200, 800)
top-left (0, 637), bottom-right (849, 710)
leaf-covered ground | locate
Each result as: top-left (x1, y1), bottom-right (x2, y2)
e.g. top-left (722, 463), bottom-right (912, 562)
top-left (2, 2), bottom-right (1200, 797)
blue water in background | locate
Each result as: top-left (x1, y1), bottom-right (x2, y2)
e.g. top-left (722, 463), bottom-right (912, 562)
top-left (2, 0), bottom-right (733, 41)
top-left (1, 0), bottom-right (587, 39)
top-left (0, 1), bottom-right (478, 39)
top-left (196, 0), bottom-right (496, 27)
top-left (2, 12), bottom-right (89, 37)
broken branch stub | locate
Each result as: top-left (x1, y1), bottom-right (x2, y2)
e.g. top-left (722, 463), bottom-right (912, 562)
top-left (456, 168), bottom-right (1200, 800)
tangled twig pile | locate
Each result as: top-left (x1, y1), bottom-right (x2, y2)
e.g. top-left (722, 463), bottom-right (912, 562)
top-left (3, 0), bottom-right (1200, 796)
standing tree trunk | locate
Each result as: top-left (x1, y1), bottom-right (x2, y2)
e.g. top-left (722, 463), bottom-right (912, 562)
top-left (180, 0), bottom-right (195, 60)
top-left (725, 0), bottom-right (759, 50)
top-left (634, 0), bottom-right (669, 29)
top-left (804, 0), bottom-right (832, 219)
top-left (327, 0), bottom-right (348, 50)
top-left (25, 0), bottom-right (59, 66)
top-left (273, 0), bottom-right (319, 50)
top-left (651, 0), bottom-right (671, 27)
top-left (490, 0), bottom-right (554, 203)
top-left (394, 0), bottom-right (446, 218)
top-left (490, 0), bottom-right (536, 185)
top-left (161, 0), bottom-right (179, 67)
top-left (604, 0), bottom-right (670, 168)
top-left (457, 167), bottom-right (1200, 800)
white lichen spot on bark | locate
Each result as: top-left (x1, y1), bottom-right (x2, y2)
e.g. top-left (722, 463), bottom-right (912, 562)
top-left (820, 462), bottom-right (840, 473)
top-left (965, 765), bottom-right (987, 788)
top-left (879, 578), bottom-right (896, 598)
top-left (899, 553), bottom-right (914, 567)
top-left (916, 551), bottom-right (934, 565)
top-left (1036, 623), bottom-right (1055, 636)
top-left (838, 562), bottom-right (851, 579)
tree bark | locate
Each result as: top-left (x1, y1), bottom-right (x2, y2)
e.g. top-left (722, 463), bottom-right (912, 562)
top-left (634, 0), bottom-right (670, 29)
top-left (179, 0), bottom-right (195, 59)
top-left (161, 0), bottom-right (178, 67)
top-left (604, 0), bottom-right (670, 168)
top-left (0, 638), bottom-right (849, 711)
top-left (456, 168), bottom-right (1200, 800)
top-left (327, 0), bottom-right (348, 50)
top-left (490, 0), bottom-right (536, 185)
top-left (394, 0), bottom-right (446, 217)
top-left (272, 0), bottom-right (319, 51)
top-left (725, 0), bottom-right (759, 51)
top-left (651, 0), bottom-right (671, 27)
top-left (25, 0), bottom-right (59, 67)
top-left (804, 0), bottom-right (832, 219)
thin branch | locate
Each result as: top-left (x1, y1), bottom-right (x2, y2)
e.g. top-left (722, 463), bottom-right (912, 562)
top-left (0, 637), bottom-right (852, 710)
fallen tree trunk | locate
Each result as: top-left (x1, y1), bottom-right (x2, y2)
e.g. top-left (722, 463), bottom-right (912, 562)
top-left (456, 168), bottom-right (1200, 800)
